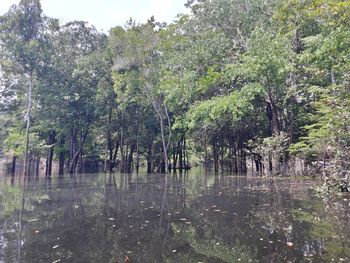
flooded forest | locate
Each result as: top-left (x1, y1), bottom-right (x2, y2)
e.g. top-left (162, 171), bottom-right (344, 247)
top-left (0, 0), bottom-right (349, 262)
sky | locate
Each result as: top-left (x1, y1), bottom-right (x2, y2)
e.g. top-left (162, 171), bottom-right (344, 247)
top-left (0, 0), bottom-right (188, 32)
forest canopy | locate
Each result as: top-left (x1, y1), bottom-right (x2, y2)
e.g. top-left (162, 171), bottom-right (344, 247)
top-left (0, 0), bottom-right (349, 191)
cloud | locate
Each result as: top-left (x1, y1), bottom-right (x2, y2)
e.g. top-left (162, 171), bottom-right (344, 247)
top-left (146, 0), bottom-right (173, 22)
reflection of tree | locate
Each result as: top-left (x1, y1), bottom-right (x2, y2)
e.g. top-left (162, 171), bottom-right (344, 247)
top-left (292, 204), bottom-right (350, 261)
top-left (0, 172), bottom-right (349, 262)
top-left (171, 224), bottom-right (256, 263)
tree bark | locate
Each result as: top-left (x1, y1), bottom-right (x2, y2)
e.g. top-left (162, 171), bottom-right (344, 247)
top-left (45, 131), bottom-right (56, 177)
top-left (127, 144), bottom-right (135, 173)
top-left (271, 102), bottom-right (280, 135)
top-left (11, 154), bottom-right (17, 176)
top-left (69, 131), bottom-right (88, 174)
top-left (24, 72), bottom-right (34, 177)
top-left (213, 139), bottom-right (219, 173)
top-left (58, 137), bottom-right (65, 176)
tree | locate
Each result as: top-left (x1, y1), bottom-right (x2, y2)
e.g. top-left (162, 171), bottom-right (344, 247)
top-left (0, 0), bottom-right (50, 176)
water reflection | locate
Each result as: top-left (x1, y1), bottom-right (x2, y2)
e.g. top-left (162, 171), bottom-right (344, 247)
top-left (0, 170), bottom-right (349, 263)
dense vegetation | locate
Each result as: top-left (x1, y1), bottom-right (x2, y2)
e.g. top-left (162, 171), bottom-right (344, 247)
top-left (0, 0), bottom-right (349, 191)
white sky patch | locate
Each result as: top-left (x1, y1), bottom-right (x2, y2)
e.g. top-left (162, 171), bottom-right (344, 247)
top-left (145, 0), bottom-right (173, 22)
top-left (0, 0), bottom-right (188, 32)
top-left (0, 0), bottom-right (19, 14)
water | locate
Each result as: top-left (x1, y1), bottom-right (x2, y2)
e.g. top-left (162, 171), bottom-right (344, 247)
top-left (0, 169), bottom-right (349, 263)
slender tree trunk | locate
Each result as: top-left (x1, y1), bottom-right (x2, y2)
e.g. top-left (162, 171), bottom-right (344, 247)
top-left (136, 127), bottom-right (140, 174)
top-left (11, 154), bottom-right (17, 176)
top-left (179, 141), bottom-right (183, 171)
top-left (24, 73), bottom-right (34, 177)
top-left (35, 155), bottom-right (40, 177)
top-left (58, 137), bottom-right (65, 176)
top-left (213, 139), bottom-right (219, 173)
top-left (233, 143), bottom-right (238, 173)
top-left (120, 111), bottom-right (125, 173)
top-left (45, 131), bottom-right (56, 177)
top-left (173, 141), bottom-right (180, 172)
top-left (104, 139), bottom-right (108, 173)
top-left (271, 102), bottom-right (280, 135)
top-left (107, 108), bottom-right (113, 173)
top-left (220, 141), bottom-right (225, 172)
top-left (127, 144), bottom-right (135, 173)
top-left (69, 131), bottom-right (88, 174)
top-left (113, 140), bottom-right (120, 168)
top-left (204, 135), bottom-right (208, 171)
top-left (69, 128), bottom-right (78, 167)
top-left (331, 69), bottom-right (336, 85)
top-left (159, 117), bottom-right (168, 173)
top-left (184, 135), bottom-right (188, 170)
top-left (78, 131), bottom-right (84, 173)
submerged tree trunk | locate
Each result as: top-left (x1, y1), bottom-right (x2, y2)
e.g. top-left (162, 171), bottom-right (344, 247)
top-left (107, 108), bottom-right (113, 173)
top-left (147, 143), bottom-right (154, 174)
top-left (58, 137), bottom-right (65, 176)
top-left (69, 131), bottom-right (88, 174)
top-left (136, 127), bottom-right (140, 174)
top-left (213, 139), bottom-right (219, 173)
top-left (35, 155), bottom-right (40, 177)
top-left (45, 131), bottom-right (56, 177)
top-left (24, 73), bottom-right (34, 177)
top-left (104, 139), bottom-right (108, 173)
top-left (11, 154), bottom-right (17, 176)
top-left (112, 140), bottom-right (120, 171)
top-left (78, 131), bottom-right (84, 173)
top-left (127, 144), bottom-right (135, 173)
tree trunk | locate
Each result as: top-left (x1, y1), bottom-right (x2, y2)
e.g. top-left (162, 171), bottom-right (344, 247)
top-left (136, 128), bottom-right (140, 174)
top-left (45, 131), bottom-right (56, 178)
top-left (35, 155), bottom-right (40, 177)
top-left (127, 144), bottom-right (135, 173)
top-left (69, 131), bottom-right (88, 174)
top-left (24, 73), bottom-right (34, 177)
top-left (271, 102), bottom-right (280, 135)
top-left (78, 131), bottom-right (84, 173)
top-left (213, 139), bottom-right (219, 173)
top-left (11, 154), bottom-right (17, 176)
top-left (107, 108), bottom-right (113, 173)
top-left (58, 137), bottom-right (65, 176)
top-left (159, 117), bottom-right (168, 173)
top-left (113, 140), bottom-right (120, 169)
top-left (104, 139), bottom-right (108, 173)
top-left (179, 141), bottom-right (183, 171)
top-left (204, 135), bottom-right (208, 171)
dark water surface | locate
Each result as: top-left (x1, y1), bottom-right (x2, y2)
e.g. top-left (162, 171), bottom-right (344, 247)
top-left (0, 169), bottom-right (349, 263)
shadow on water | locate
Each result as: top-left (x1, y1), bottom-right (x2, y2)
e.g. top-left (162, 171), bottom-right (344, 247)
top-left (0, 168), bottom-right (349, 262)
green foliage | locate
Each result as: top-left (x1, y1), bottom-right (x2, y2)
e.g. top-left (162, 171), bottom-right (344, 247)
top-left (0, 0), bottom-right (349, 188)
